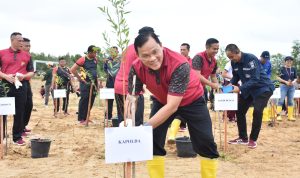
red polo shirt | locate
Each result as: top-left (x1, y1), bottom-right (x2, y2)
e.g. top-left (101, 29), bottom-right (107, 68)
top-left (0, 47), bottom-right (33, 75)
top-left (197, 51), bottom-right (217, 79)
top-left (186, 56), bottom-right (192, 66)
top-left (114, 44), bottom-right (141, 95)
top-left (133, 47), bottom-right (203, 106)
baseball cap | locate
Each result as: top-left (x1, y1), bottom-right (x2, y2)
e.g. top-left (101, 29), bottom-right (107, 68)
top-left (87, 45), bottom-right (100, 53)
top-left (260, 51), bottom-right (270, 59)
top-left (284, 56), bottom-right (294, 61)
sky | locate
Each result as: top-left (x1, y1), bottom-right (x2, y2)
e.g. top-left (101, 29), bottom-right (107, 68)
top-left (0, 0), bottom-right (300, 58)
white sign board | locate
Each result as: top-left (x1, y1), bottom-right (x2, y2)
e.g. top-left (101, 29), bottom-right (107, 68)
top-left (0, 97), bottom-right (15, 115)
top-left (270, 88), bottom-right (281, 99)
top-left (100, 88), bottom-right (115, 99)
top-left (53, 89), bottom-right (66, 98)
top-left (214, 93), bottom-right (238, 111)
top-left (294, 90), bottom-right (300, 98)
top-left (105, 126), bottom-right (153, 164)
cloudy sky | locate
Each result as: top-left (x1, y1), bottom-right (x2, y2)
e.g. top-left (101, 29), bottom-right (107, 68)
top-left (0, 0), bottom-right (299, 58)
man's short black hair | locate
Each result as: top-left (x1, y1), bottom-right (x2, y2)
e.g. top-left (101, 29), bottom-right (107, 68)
top-left (225, 44), bottom-right (240, 54)
top-left (10, 32), bottom-right (22, 39)
top-left (206, 38), bottom-right (219, 48)
top-left (23, 37), bottom-right (30, 42)
top-left (181, 43), bottom-right (190, 50)
top-left (59, 57), bottom-right (65, 61)
top-left (87, 45), bottom-right (96, 53)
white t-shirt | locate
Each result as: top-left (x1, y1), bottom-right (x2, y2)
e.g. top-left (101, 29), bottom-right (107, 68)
top-left (224, 61), bottom-right (232, 81)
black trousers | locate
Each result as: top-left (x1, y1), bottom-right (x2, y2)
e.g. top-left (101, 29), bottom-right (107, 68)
top-left (150, 97), bottom-right (219, 159)
top-left (24, 81), bottom-right (33, 128)
top-left (78, 83), bottom-right (96, 121)
top-left (175, 115), bottom-right (187, 128)
top-left (106, 99), bottom-right (114, 120)
top-left (6, 81), bottom-right (28, 142)
top-left (236, 91), bottom-right (273, 141)
top-left (106, 77), bottom-right (115, 120)
top-left (115, 94), bottom-right (144, 126)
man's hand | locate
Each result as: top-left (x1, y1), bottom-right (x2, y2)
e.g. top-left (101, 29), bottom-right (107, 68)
top-left (231, 85), bottom-right (240, 93)
top-left (210, 82), bottom-right (219, 90)
top-left (4, 74), bottom-right (15, 84)
top-left (286, 80), bottom-right (293, 86)
top-left (16, 73), bottom-right (25, 81)
top-left (98, 80), bottom-right (103, 89)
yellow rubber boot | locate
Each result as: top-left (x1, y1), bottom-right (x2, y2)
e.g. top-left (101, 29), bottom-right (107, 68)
top-left (276, 106), bottom-right (282, 121)
top-left (288, 106), bottom-right (296, 121)
top-left (167, 119), bottom-right (181, 144)
top-left (200, 158), bottom-right (218, 178)
top-left (262, 107), bottom-right (271, 122)
top-left (147, 156), bottom-right (165, 178)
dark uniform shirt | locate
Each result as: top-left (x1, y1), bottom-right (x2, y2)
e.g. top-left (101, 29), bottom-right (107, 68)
top-left (231, 52), bottom-right (275, 99)
top-left (76, 56), bottom-right (98, 83)
top-left (43, 68), bottom-right (53, 85)
top-left (278, 66), bottom-right (297, 83)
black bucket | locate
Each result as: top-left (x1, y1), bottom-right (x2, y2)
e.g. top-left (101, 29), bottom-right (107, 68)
top-left (175, 136), bottom-right (197, 158)
top-left (30, 139), bottom-right (51, 158)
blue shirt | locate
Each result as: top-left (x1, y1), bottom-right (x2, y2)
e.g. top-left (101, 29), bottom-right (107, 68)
top-left (231, 52), bottom-right (275, 99)
top-left (261, 60), bottom-right (272, 79)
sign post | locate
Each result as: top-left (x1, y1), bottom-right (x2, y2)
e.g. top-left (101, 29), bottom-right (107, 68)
top-left (214, 93), bottom-right (238, 152)
top-left (0, 97), bottom-right (16, 159)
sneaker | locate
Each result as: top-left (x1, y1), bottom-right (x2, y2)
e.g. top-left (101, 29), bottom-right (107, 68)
top-left (24, 128), bottom-right (31, 133)
top-left (228, 137), bottom-right (248, 145)
top-left (179, 127), bottom-right (187, 132)
top-left (79, 120), bottom-right (86, 125)
top-left (248, 139), bottom-right (257, 149)
top-left (13, 139), bottom-right (26, 146)
top-left (22, 132), bottom-right (29, 138)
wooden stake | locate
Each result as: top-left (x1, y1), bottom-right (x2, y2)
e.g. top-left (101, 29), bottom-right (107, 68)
top-left (223, 111), bottom-right (228, 152)
top-left (54, 85), bottom-right (58, 117)
top-left (5, 116), bottom-right (8, 156)
top-left (0, 115), bottom-right (4, 159)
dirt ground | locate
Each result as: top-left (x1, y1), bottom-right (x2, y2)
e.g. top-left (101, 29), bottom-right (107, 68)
top-left (0, 78), bottom-right (300, 178)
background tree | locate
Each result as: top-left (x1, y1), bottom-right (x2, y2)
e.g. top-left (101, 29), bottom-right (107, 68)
top-left (270, 53), bottom-right (284, 79)
top-left (98, 0), bottom-right (131, 79)
top-left (216, 47), bottom-right (228, 71)
top-left (291, 40), bottom-right (300, 71)
top-left (98, 0), bottom-right (131, 52)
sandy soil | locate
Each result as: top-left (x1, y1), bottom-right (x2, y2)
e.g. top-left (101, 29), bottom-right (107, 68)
top-left (0, 78), bottom-right (300, 178)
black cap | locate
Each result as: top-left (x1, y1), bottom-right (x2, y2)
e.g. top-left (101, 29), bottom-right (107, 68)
top-left (284, 56), bottom-right (294, 61)
top-left (260, 51), bottom-right (270, 59)
top-left (87, 45), bottom-right (96, 53)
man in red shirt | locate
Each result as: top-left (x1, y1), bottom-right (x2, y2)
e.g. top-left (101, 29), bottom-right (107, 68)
top-left (192, 38), bottom-right (220, 102)
top-left (127, 27), bottom-right (219, 178)
top-left (0, 32), bottom-right (34, 146)
top-left (22, 37), bottom-right (33, 135)
top-left (180, 43), bottom-right (192, 65)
